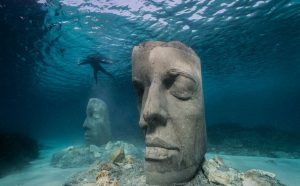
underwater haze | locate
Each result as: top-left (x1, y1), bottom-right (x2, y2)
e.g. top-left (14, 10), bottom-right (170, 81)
top-left (1, 0), bottom-right (300, 137)
top-left (0, 0), bottom-right (300, 185)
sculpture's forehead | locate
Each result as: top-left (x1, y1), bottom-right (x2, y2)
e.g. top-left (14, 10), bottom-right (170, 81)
top-left (133, 46), bottom-right (200, 80)
top-left (149, 47), bottom-right (197, 70)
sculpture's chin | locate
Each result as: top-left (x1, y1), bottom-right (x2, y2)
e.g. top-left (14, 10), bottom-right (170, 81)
top-left (145, 164), bottom-right (199, 185)
top-left (84, 135), bottom-right (96, 145)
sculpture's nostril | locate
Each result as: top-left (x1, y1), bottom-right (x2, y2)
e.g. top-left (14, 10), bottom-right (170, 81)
top-left (144, 113), bottom-right (167, 126)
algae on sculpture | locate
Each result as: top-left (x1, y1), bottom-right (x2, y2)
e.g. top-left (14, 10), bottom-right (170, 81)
top-left (132, 41), bottom-right (207, 185)
top-left (83, 98), bottom-right (111, 146)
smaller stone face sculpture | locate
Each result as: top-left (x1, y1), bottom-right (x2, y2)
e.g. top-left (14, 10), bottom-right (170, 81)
top-left (83, 98), bottom-right (111, 146)
top-left (132, 41), bottom-right (207, 185)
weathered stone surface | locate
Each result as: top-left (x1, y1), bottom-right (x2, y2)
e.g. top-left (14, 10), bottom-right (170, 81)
top-left (83, 98), bottom-right (111, 147)
top-left (52, 141), bottom-right (142, 169)
top-left (65, 159), bottom-right (144, 186)
top-left (132, 41), bottom-right (206, 185)
top-left (63, 143), bottom-right (284, 186)
top-left (241, 169), bottom-right (283, 186)
top-left (51, 146), bottom-right (95, 168)
top-left (96, 163), bottom-right (119, 186)
top-left (90, 145), bottom-right (102, 158)
top-left (111, 146), bottom-right (125, 164)
top-left (65, 158), bottom-right (211, 186)
top-left (105, 141), bottom-right (142, 159)
top-left (202, 156), bottom-right (284, 186)
top-left (203, 156), bottom-right (240, 185)
top-left (64, 160), bottom-right (101, 186)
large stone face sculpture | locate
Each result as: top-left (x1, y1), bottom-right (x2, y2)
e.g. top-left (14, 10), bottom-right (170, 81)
top-left (83, 98), bottom-right (111, 147)
top-left (132, 41), bottom-right (207, 185)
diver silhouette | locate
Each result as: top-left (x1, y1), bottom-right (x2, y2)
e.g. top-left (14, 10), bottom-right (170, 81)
top-left (78, 53), bottom-right (115, 83)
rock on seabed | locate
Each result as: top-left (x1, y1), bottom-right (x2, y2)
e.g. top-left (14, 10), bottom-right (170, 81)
top-left (62, 142), bottom-right (284, 186)
top-left (202, 156), bottom-right (284, 186)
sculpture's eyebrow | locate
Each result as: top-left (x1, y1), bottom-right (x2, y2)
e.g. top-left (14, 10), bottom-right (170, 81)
top-left (163, 68), bottom-right (197, 83)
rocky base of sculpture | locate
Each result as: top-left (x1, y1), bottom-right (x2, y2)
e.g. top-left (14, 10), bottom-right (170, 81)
top-left (51, 141), bottom-right (143, 168)
top-left (63, 143), bottom-right (284, 186)
top-left (202, 156), bottom-right (284, 186)
top-left (64, 156), bottom-right (145, 186)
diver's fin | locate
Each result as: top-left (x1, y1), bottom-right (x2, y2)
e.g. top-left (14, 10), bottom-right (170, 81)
top-left (99, 66), bottom-right (115, 80)
top-left (93, 69), bottom-right (98, 83)
top-left (78, 60), bottom-right (89, 65)
top-left (100, 59), bottom-right (113, 64)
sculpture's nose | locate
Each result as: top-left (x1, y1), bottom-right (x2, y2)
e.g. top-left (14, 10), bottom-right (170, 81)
top-left (83, 120), bottom-right (90, 130)
top-left (139, 83), bottom-right (167, 130)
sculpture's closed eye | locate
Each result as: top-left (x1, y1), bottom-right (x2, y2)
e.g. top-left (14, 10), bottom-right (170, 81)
top-left (164, 73), bottom-right (197, 101)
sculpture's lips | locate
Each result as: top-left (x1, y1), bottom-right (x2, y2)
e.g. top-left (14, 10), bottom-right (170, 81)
top-left (145, 137), bottom-right (179, 161)
top-left (84, 133), bottom-right (92, 140)
top-left (146, 137), bottom-right (179, 151)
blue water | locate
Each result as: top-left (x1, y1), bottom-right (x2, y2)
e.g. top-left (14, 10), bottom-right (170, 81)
top-left (0, 0), bottom-right (300, 183)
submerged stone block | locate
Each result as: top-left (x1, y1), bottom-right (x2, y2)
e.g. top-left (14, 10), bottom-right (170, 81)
top-left (83, 98), bottom-right (111, 147)
top-left (132, 41), bottom-right (206, 185)
top-left (51, 146), bottom-right (95, 168)
top-left (52, 141), bottom-right (142, 169)
top-left (203, 156), bottom-right (240, 185)
top-left (202, 156), bottom-right (284, 186)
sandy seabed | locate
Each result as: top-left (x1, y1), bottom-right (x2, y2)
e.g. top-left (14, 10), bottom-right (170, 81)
top-left (0, 140), bottom-right (299, 186)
